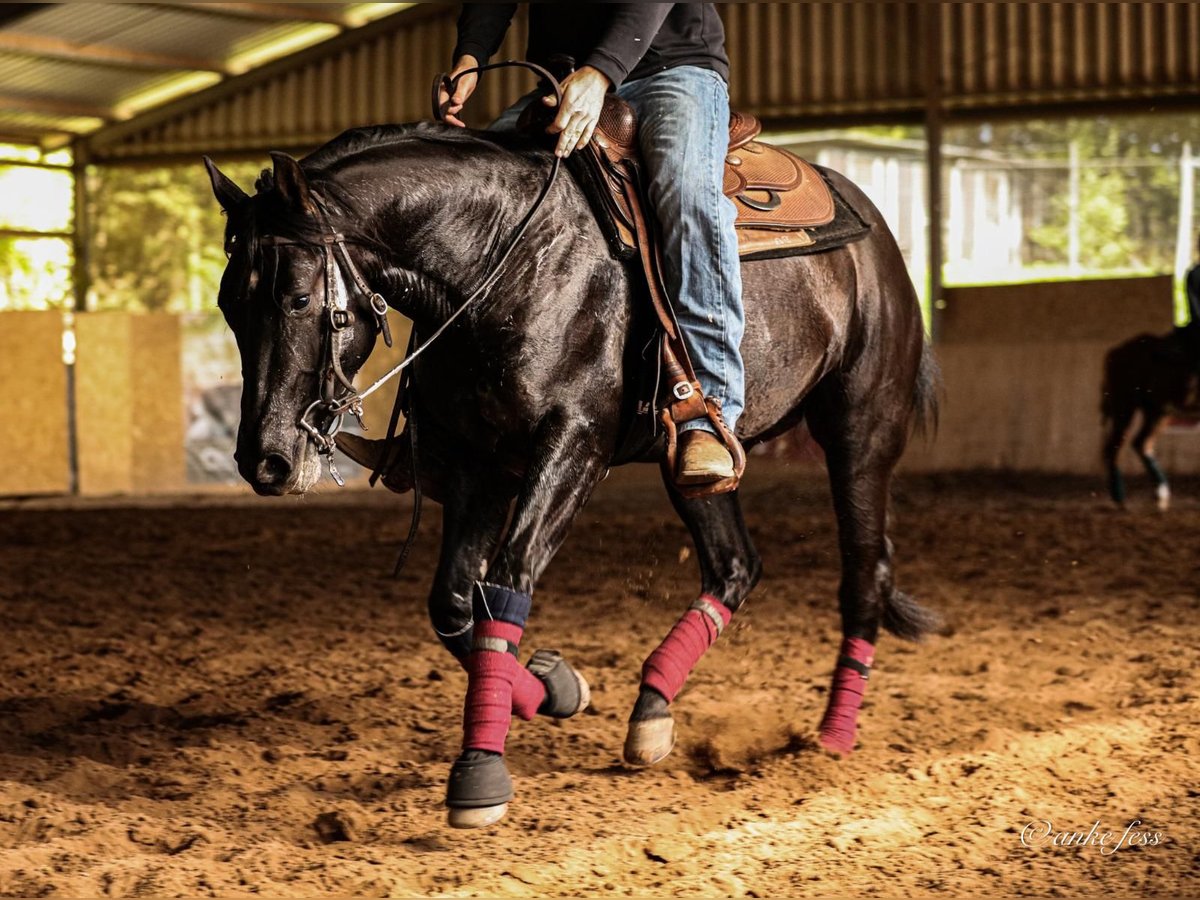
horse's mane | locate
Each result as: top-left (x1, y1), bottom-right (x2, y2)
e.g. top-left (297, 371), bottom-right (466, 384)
top-left (224, 121), bottom-right (542, 292)
top-left (301, 121), bottom-right (541, 174)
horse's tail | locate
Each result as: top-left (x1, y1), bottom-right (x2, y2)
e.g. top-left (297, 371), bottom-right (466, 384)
top-left (910, 339), bottom-right (941, 437)
top-left (882, 584), bottom-right (942, 642)
top-left (877, 341), bottom-right (944, 644)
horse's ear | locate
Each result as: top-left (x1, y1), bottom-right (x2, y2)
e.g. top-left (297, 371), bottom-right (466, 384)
top-left (202, 156), bottom-right (248, 212)
top-left (269, 151), bottom-right (315, 215)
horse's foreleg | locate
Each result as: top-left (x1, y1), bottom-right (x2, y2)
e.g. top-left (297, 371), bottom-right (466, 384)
top-left (807, 381), bottom-right (938, 755)
top-left (1103, 407), bottom-right (1135, 506)
top-left (624, 485), bottom-right (761, 766)
top-left (445, 418), bottom-right (609, 828)
top-left (428, 466), bottom-right (512, 659)
top-left (431, 469), bottom-right (593, 724)
top-left (1131, 409), bottom-right (1170, 511)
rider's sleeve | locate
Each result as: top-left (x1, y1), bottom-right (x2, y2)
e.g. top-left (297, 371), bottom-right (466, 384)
top-left (454, 3), bottom-right (517, 65)
top-left (584, 5), bottom-right (674, 88)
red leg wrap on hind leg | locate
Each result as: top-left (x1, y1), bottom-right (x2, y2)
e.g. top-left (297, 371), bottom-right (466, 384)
top-left (641, 595), bottom-right (732, 703)
top-left (818, 637), bottom-right (875, 753)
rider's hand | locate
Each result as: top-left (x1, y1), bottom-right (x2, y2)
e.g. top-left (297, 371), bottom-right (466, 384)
top-left (438, 54), bottom-right (480, 128)
top-left (543, 66), bottom-right (611, 157)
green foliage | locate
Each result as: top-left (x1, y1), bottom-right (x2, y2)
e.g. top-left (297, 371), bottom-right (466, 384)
top-left (89, 161), bottom-right (260, 313)
top-left (952, 113), bottom-right (1200, 275)
top-left (0, 157), bottom-right (74, 310)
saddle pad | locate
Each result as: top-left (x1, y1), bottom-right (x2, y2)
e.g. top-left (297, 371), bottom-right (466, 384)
top-left (737, 170), bottom-right (871, 261)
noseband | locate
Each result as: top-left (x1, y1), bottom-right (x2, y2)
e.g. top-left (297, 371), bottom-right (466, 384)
top-left (257, 60), bottom-right (564, 486)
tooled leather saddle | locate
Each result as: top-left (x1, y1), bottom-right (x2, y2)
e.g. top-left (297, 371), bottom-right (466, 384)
top-left (534, 91), bottom-right (868, 495)
top-left (583, 104), bottom-right (855, 263)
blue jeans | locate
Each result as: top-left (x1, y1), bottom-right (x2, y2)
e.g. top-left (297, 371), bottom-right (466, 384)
top-left (490, 66), bottom-right (745, 435)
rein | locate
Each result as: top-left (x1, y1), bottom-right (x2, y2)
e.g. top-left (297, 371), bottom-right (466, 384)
top-left (262, 61), bottom-right (564, 486)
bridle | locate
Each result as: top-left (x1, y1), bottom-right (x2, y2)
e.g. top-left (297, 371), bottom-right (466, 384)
top-left (259, 210), bottom-right (392, 485)
top-left (255, 60), bottom-right (564, 486)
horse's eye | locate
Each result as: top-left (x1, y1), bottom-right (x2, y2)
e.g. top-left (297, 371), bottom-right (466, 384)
top-left (291, 294), bottom-right (310, 311)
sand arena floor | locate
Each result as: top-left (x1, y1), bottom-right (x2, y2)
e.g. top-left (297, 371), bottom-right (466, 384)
top-left (0, 462), bottom-right (1197, 897)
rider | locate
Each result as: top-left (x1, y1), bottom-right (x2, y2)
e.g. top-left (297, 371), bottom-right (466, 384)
top-left (438, 3), bottom-right (745, 485)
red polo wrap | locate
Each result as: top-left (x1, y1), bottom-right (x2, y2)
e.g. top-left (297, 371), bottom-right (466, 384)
top-left (641, 595), bottom-right (732, 702)
top-left (818, 637), bottom-right (875, 753)
top-left (462, 619), bottom-right (524, 754)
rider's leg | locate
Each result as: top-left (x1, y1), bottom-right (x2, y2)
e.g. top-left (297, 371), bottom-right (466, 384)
top-left (618, 66), bottom-right (745, 440)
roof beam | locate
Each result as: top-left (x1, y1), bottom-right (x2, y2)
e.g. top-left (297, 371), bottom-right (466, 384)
top-left (0, 92), bottom-right (113, 121)
top-left (166, 2), bottom-right (351, 27)
top-left (0, 32), bottom-right (231, 74)
top-left (0, 127), bottom-right (72, 147)
top-left (0, 4), bottom-right (45, 28)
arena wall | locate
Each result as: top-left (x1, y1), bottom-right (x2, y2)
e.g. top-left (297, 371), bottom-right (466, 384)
top-left (1, 279), bottom-right (1195, 497)
top-left (0, 311), bottom-right (70, 496)
top-left (902, 275), bottom-right (1200, 475)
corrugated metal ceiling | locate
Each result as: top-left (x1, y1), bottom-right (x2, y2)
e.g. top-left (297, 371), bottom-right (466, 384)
top-left (83, 2), bottom-right (1200, 165)
top-left (0, 2), bottom-right (402, 147)
top-left (6, 3), bottom-right (1200, 161)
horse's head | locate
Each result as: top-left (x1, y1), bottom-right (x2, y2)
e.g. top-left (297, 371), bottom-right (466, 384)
top-left (204, 152), bottom-right (381, 495)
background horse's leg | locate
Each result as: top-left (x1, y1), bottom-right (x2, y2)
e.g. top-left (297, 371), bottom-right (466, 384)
top-left (445, 415), bottom-right (611, 828)
top-left (1131, 408), bottom-right (1171, 511)
top-left (806, 369), bottom-right (938, 754)
top-left (624, 486), bottom-right (761, 765)
top-left (1103, 404), bottom-right (1136, 506)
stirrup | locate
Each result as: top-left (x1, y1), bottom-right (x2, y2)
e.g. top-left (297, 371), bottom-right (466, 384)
top-left (661, 400), bottom-right (746, 498)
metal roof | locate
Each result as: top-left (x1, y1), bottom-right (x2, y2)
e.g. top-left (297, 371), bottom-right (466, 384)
top-left (0, 2), bottom-right (406, 147)
top-left (6, 2), bottom-right (1200, 162)
top-left (79, 1), bottom-right (1200, 166)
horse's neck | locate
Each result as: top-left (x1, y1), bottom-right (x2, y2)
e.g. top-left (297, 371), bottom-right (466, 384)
top-left (349, 144), bottom-right (561, 327)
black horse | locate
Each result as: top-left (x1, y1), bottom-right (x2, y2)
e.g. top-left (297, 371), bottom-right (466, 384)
top-left (1102, 329), bottom-right (1200, 510)
top-left (204, 121), bottom-right (938, 827)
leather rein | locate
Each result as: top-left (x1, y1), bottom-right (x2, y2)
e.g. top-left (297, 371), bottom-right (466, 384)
top-left (259, 61), bottom-right (564, 485)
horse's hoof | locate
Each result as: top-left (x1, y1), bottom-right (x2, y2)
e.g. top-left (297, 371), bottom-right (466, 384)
top-left (447, 803), bottom-right (509, 829)
top-left (528, 649), bottom-right (590, 718)
top-left (817, 732), bottom-right (856, 755)
top-left (445, 751), bottom-right (513, 828)
top-left (623, 716), bottom-right (675, 766)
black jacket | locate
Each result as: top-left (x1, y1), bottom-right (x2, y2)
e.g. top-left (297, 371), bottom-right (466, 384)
top-left (453, 3), bottom-right (729, 88)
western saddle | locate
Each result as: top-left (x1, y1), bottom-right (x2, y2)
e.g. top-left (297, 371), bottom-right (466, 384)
top-left (538, 90), bottom-right (835, 496)
top-left (349, 62), bottom-right (845, 501)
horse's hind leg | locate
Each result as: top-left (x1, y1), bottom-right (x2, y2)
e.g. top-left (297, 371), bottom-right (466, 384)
top-left (624, 484), bottom-right (762, 765)
top-left (445, 415), bottom-right (610, 828)
top-left (807, 374), bottom-right (938, 754)
top-left (1131, 408), bottom-right (1170, 511)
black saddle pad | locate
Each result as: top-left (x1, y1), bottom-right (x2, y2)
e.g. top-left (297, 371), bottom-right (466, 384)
top-left (739, 170), bottom-right (872, 262)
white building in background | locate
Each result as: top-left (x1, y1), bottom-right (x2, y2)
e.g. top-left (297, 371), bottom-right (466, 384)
top-left (764, 131), bottom-right (1025, 303)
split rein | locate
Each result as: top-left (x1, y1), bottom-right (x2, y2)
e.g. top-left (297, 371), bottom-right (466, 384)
top-left (264, 60), bottom-right (564, 485)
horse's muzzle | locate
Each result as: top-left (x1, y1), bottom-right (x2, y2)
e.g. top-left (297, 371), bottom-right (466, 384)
top-left (238, 429), bottom-right (318, 495)
top-left (254, 453), bottom-right (293, 493)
